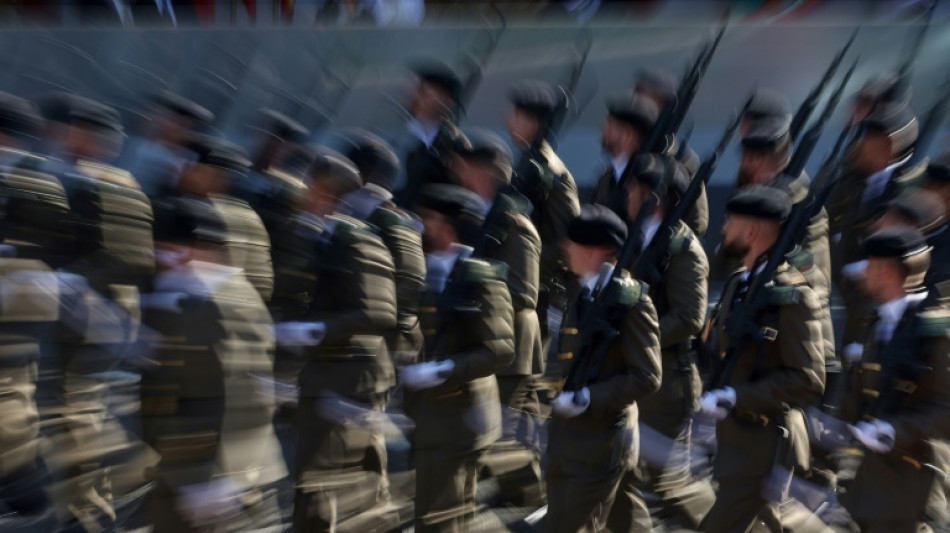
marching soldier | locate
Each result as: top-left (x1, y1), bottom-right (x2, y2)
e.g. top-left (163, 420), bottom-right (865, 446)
top-left (140, 198), bottom-right (285, 532)
top-left (546, 204), bottom-right (662, 532)
top-left (608, 154), bottom-right (713, 530)
top-left (837, 227), bottom-right (950, 532)
top-left (828, 102), bottom-right (920, 348)
top-left (847, 73), bottom-right (911, 127)
top-left (590, 93), bottom-right (659, 221)
top-left (634, 68), bottom-right (709, 236)
top-left (739, 88), bottom-right (792, 138)
top-left (338, 129), bottom-right (426, 369)
top-left (701, 187), bottom-right (825, 533)
top-left (233, 109), bottom-right (313, 254)
top-left (394, 61), bottom-right (469, 207)
top-left (920, 150), bottom-right (950, 289)
top-left (450, 129), bottom-right (544, 442)
top-left (269, 150), bottom-right (400, 532)
top-left (506, 79), bottom-right (581, 328)
top-left (406, 183), bottom-right (515, 532)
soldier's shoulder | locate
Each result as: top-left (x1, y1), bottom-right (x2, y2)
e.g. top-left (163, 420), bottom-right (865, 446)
top-left (917, 300), bottom-right (950, 337)
top-left (769, 264), bottom-right (816, 307)
top-left (74, 160), bottom-right (141, 190)
top-left (371, 203), bottom-right (421, 232)
top-left (455, 257), bottom-right (508, 285)
top-left (667, 221), bottom-right (697, 255)
top-left (607, 270), bottom-right (650, 308)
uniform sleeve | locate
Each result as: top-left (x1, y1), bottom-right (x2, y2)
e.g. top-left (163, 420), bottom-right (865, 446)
top-left (889, 335), bottom-right (950, 451)
top-left (733, 285), bottom-right (826, 414)
top-left (659, 238), bottom-right (709, 347)
top-left (442, 278), bottom-right (516, 387)
top-left (546, 170), bottom-right (581, 248)
top-left (499, 215), bottom-right (541, 311)
top-left (381, 222), bottom-right (426, 316)
top-left (685, 181), bottom-right (709, 237)
top-left (588, 297), bottom-right (662, 417)
top-left (318, 236), bottom-right (398, 344)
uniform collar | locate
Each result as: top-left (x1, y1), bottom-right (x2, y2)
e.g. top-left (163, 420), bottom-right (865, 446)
top-left (611, 154), bottom-right (630, 182)
top-left (408, 119), bottom-right (440, 148)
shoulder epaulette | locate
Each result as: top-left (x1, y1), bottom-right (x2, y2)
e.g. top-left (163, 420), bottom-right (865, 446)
top-left (456, 257), bottom-right (508, 283)
top-left (667, 223), bottom-right (692, 255)
top-left (606, 271), bottom-right (649, 308)
top-left (917, 307), bottom-right (950, 337)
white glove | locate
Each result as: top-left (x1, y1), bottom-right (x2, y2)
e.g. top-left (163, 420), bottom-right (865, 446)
top-left (850, 419), bottom-right (896, 454)
top-left (552, 387), bottom-right (590, 418)
top-left (842, 342), bottom-right (864, 364)
top-left (401, 360), bottom-right (454, 390)
top-left (176, 478), bottom-right (244, 527)
top-left (141, 292), bottom-right (187, 313)
top-left (699, 387), bottom-right (736, 420)
top-left (274, 321), bottom-right (326, 347)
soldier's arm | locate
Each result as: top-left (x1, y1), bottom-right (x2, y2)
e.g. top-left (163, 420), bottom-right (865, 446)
top-left (547, 170), bottom-right (581, 248)
top-left (732, 286), bottom-right (825, 415)
top-left (441, 278), bottom-right (516, 388)
top-left (499, 216), bottom-right (541, 311)
top-left (588, 297), bottom-right (662, 418)
top-left (381, 222), bottom-right (426, 316)
top-left (319, 238), bottom-right (398, 344)
top-left (659, 237), bottom-right (708, 347)
top-left (888, 334), bottom-right (950, 451)
top-left (685, 181), bottom-right (709, 237)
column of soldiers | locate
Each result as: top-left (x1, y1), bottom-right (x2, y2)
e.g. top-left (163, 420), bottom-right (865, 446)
top-left (0, 52), bottom-right (947, 533)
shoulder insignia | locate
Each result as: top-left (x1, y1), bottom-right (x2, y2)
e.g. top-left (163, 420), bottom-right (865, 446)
top-left (765, 284), bottom-right (804, 306)
top-left (456, 258), bottom-right (508, 283)
top-left (667, 223), bottom-right (693, 255)
top-left (917, 307), bottom-right (950, 337)
top-left (605, 271), bottom-right (648, 308)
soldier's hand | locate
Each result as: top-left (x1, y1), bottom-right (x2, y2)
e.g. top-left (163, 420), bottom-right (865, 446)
top-left (699, 387), bottom-right (735, 420)
top-left (274, 321), bottom-right (326, 347)
top-left (849, 420), bottom-right (895, 453)
top-left (401, 360), bottom-right (454, 390)
top-left (552, 387), bottom-right (590, 418)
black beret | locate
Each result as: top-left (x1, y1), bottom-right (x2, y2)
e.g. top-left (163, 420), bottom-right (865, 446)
top-left (606, 93), bottom-right (659, 137)
top-left (726, 185), bottom-right (792, 221)
top-left (629, 154), bottom-right (691, 197)
top-left (567, 204), bottom-right (628, 249)
top-left (741, 117), bottom-right (791, 152)
top-left (888, 190), bottom-right (945, 232)
top-left (310, 147), bottom-right (362, 191)
top-left (256, 109), bottom-right (310, 144)
top-left (858, 72), bottom-right (911, 108)
top-left (635, 68), bottom-right (678, 104)
top-left (509, 79), bottom-right (559, 118)
top-left (338, 129), bottom-right (400, 191)
top-left (745, 88), bottom-right (792, 122)
top-left (411, 60), bottom-right (462, 103)
top-left (0, 92), bottom-right (42, 139)
top-left (151, 90), bottom-right (214, 125)
top-left (35, 91), bottom-right (76, 123)
top-left (69, 97), bottom-right (123, 132)
top-left (185, 135), bottom-right (251, 174)
top-left (863, 226), bottom-right (929, 259)
top-left (454, 128), bottom-right (513, 178)
top-left (926, 149), bottom-right (950, 184)
top-left (862, 102), bottom-right (918, 153)
top-left (416, 183), bottom-right (486, 219)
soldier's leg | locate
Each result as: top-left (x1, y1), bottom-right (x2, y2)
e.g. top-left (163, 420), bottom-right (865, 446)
top-left (703, 477), bottom-right (775, 533)
top-left (413, 448), bottom-right (476, 533)
top-left (604, 466), bottom-right (653, 532)
top-left (544, 454), bottom-right (624, 533)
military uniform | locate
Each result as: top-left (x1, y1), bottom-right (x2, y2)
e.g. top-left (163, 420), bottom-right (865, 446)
top-left (139, 257), bottom-right (285, 532)
top-left (210, 194), bottom-right (274, 302)
top-left (668, 138), bottom-right (709, 237)
top-left (546, 270), bottom-right (662, 533)
top-left (273, 213), bottom-right (399, 533)
top-left (409, 254), bottom-right (515, 532)
top-left (705, 262), bottom-right (825, 532)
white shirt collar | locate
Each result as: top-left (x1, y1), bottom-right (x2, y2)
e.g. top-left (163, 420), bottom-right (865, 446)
top-left (425, 243), bottom-right (473, 292)
top-left (611, 154), bottom-right (630, 182)
top-left (862, 153), bottom-right (912, 202)
top-left (739, 262), bottom-right (767, 283)
top-left (878, 290), bottom-right (928, 325)
top-left (408, 119), bottom-right (440, 148)
top-left (641, 215), bottom-right (662, 251)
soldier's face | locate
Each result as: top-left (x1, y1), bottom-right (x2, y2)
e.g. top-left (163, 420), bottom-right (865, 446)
top-left (562, 240), bottom-right (609, 276)
top-left (418, 208), bottom-right (454, 252)
top-left (850, 132), bottom-right (892, 175)
top-left (506, 108), bottom-right (540, 148)
top-left (721, 215), bottom-right (752, 259)
top-left (738, 150), bottom-right (774, 188)
top-left (409, 81), bottom-right (452, 121)
top-left (625, 181), bottom-right (650, 221)
top-left (600, 117), bottom-right (622, 154)
top-left (861, 258), bottom-right (897, 298)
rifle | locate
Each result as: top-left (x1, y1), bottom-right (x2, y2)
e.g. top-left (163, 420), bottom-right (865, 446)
top-left (708, 60), bottom-right (857, 391)
top-left (633, 96), bottom-right (752, 288)
top-left (892, 0), bottom-right (939, 101)
top-left (610, 13), bottom-right (728, 214)
top-left (395, 5), bottom-right (506, 208)
top-left (789, 29), bottom-right (858, 142)
top-left (510, 28), bottom-right (593, 225)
